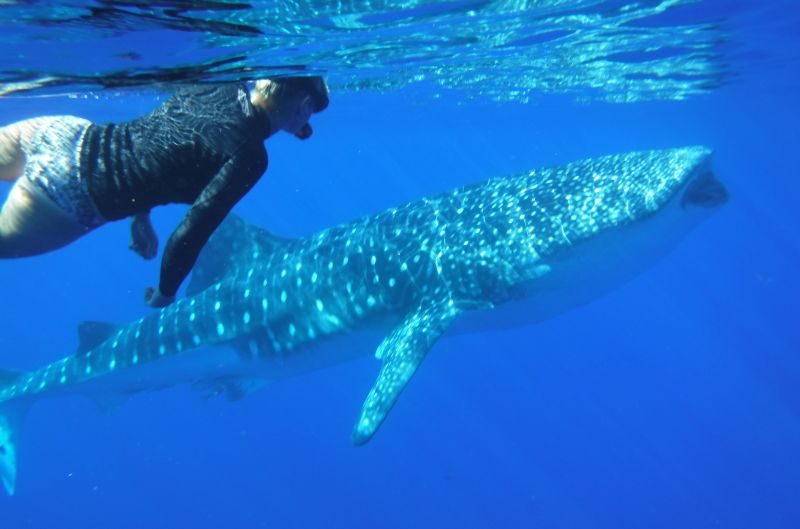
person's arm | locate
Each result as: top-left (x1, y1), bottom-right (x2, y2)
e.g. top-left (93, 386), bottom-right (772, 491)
top-left (145, 146), bottom-right (267, 307)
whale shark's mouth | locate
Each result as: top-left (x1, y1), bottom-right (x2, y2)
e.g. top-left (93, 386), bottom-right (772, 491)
top-left (681, 170), bottom-right (729, 209)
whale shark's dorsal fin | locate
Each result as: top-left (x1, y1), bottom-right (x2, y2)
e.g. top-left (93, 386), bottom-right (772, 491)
top-left (77, 321), bottom-right (119, 355)
top-left (0, 369), bottom-right (23, 386)
top-left (187, 214), bottom-right (293, 296)
top-left (352, 297), bottom-right (462, 445)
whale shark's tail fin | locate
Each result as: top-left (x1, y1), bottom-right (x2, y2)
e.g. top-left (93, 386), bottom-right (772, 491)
top-left (0, 369), bottom-right (31, 496)
top-left (187, 214), bottom-right (293, 296)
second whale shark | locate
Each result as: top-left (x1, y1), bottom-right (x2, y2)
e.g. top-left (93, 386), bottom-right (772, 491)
top-left (0, 146), bottom-right (727, 495)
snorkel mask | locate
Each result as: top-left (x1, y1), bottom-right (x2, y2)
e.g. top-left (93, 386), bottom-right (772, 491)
top-left (253, 76), bottom-right (329, 139)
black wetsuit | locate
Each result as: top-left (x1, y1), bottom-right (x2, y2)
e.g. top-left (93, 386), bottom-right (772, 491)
top-left (81, 83), bottom-right (270, 298)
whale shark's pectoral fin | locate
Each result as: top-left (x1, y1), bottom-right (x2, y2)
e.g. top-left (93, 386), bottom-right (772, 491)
top-left (352, 298), bottom-right (462, 445)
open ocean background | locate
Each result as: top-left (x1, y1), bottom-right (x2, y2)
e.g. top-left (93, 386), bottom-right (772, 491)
top-left (0, 1), bottom-right (798, 528)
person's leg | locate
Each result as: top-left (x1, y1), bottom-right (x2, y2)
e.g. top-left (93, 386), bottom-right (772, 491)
top-left (0, 177), bottom-right (91, 258)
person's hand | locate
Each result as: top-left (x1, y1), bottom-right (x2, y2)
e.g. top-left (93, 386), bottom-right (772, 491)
top-left (144, 286), bottom-right (175, 308)
top-left (130, 213), bottom-right (158, 260)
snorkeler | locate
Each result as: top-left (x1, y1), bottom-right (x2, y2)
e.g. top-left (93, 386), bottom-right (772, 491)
top-left (0, 77), bottom-right (329, 308)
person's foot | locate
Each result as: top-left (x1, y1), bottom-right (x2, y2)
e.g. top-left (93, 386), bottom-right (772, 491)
top-left (144, 286), bottom-right (175, 308)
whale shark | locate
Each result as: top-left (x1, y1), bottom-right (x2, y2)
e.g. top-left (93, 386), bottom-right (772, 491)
top-left (0, 146), bottom-right (727, 495)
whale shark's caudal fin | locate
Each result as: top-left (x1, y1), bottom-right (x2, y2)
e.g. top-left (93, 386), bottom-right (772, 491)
top-left (0, 369), bottom-right (31, 496)
top-left (187, 214), bottom-right (293, 296)
top-left (352, 298), bottom-right (462, 445)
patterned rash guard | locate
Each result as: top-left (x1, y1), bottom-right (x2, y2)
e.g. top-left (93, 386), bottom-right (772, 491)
top-left (81, 83), bottom-right (270, 298)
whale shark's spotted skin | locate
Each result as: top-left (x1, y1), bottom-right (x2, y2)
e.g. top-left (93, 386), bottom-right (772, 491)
top-left (0, 146), bottom-right (724, 494)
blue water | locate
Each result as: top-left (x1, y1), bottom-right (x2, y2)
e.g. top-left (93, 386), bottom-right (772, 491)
top-left (1, 1), bottom-right (799, 528)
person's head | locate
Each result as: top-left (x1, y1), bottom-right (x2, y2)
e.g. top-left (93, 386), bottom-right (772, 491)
top-left (250, 76), bottom-right (329, 139)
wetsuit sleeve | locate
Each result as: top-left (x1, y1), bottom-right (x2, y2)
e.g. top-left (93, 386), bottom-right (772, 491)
top-left (157, 146), bottom-right (267, 298)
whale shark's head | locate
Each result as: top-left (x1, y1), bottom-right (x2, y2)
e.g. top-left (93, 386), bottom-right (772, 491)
top-left (547, 146), bottom-right (727, 257)
top-left (461, 146), bottom-right (728, 325)
top-left (551, 146), bottom-right (727, 246)
top-left (500, 146), bottom-right (728, 318)
top-left (430, 147), bottom-right (727, 310)
top-left (497, 146), bottom-right (727, 264)
top-left (598, 146), bottom-right (728, 252)
top-left (625, 146), bottom-right (727, 217)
